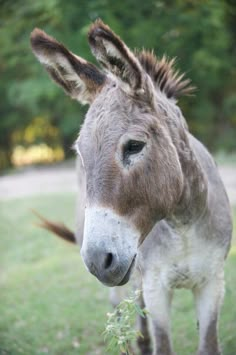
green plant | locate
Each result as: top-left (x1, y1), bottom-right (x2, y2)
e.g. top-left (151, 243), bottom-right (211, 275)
top-left (103, 290), bottom-right (148, 354)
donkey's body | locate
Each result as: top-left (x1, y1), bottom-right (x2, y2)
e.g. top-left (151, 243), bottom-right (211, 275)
top-left (74, 99), bottom-right (231, 354)
top-left (31, 20), bottom-right (232, 355)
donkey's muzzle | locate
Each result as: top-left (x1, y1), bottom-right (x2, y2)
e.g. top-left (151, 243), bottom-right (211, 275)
top-left (81, 246), bottom-right (136, 286)
top-left (81, 206), bottom-right (139, 286)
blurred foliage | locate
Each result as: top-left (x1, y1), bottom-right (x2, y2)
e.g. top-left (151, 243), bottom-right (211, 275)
top-left (0, 0), bottom-right (236, 169)
top-left (12, 144), bottom-right (64, 166)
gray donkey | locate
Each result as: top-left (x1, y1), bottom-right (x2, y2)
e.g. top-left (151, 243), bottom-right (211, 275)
top-left (31, 20), bottom-right (232, 355)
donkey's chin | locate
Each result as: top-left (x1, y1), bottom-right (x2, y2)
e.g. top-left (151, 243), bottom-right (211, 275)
top-left (117, 254), bottom-right (136, 286)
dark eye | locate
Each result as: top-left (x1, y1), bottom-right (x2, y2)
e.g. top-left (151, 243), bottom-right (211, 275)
top-left (123, 140), bottom-right (146, 160)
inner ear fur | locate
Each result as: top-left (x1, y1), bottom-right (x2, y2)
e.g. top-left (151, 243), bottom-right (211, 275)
top-left (88, 19), bottom-right (144, 91)
top-left (30, 28), bottom-right (106, 104)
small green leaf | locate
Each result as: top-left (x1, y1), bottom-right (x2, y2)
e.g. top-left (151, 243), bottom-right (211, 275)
top-left (103, 290), bottom-right (146, 353)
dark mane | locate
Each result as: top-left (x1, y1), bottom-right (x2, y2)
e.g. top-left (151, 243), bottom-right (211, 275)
top-left (136, 50), bottom-right (195, 99)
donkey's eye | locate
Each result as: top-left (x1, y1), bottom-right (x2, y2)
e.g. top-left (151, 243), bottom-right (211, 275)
top-left (123, 140), bottom-right (146, 159)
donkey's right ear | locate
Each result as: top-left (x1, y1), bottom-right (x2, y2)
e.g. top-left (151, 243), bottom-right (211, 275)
top-left (88, 20), bottom-right (144, 92)
top-left (30, 29), bottom-right (106, 105)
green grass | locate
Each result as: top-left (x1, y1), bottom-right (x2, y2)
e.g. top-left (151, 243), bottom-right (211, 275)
top-left (0, 194), bottom-right (235, 354)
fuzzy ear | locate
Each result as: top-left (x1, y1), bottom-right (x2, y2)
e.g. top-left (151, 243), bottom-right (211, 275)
top-left (30, 29), bottom-right (106, 104)
top-left (88, 20), bottom-right (144, 91)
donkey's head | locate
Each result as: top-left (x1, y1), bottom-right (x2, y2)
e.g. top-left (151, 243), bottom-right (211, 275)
top-left (31, 20), bottom-right (192, 286)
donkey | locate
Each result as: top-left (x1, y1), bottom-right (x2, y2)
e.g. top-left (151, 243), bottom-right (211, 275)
top-left (31, 20), bottom-right (232, 355)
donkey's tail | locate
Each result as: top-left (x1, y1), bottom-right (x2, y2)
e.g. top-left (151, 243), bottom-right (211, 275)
top-left (32, 210), bottom-right (76, 244)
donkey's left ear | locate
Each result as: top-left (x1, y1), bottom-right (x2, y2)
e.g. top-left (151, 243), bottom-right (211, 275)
top-left (30, 28), bottom-right (106, 105)
top-left (88, 20), bottom-right (144, 92)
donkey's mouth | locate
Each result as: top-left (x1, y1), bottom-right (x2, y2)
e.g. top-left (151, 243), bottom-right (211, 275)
top-left (117, 254), bottom-right (136, 286)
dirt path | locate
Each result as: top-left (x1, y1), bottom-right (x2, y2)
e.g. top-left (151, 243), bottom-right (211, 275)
top-left (0, 161), bottom-right (236, 205)
top-left (0, 162), bottom-right (77, 200)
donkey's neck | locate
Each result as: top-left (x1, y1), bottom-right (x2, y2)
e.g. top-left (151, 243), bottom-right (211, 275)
top-left (167, 121), bottom-right (208, 230)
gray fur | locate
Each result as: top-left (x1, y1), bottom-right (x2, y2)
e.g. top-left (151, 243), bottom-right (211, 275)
top-left (31, 21), bottom-right (232, 355)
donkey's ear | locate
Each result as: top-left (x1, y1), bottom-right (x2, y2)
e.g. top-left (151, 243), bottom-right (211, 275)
top-left (30, 29), bottom-right (106, 104)
top-left (88, 20), bottom-right (144, 91)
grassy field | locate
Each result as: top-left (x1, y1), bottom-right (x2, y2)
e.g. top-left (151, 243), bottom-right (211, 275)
top-left (0, 193), bottom-right (235, 355)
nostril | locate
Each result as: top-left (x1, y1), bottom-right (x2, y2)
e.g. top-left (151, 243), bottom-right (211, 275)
top-left (104, 252), bottom-right (113, 269)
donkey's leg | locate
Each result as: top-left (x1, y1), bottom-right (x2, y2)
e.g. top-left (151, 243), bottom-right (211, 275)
top-left (137, 293), bottom-right (152, 355)
top-left (143, 283), bottom-right (174, 355)
top-left (193, 272), bottom-right (225, 355)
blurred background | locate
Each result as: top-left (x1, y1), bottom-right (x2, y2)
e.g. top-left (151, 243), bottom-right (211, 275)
top-left (0, 0), bottom-right (236, 170)
top-left (0, 1), bottom-right (236, 354)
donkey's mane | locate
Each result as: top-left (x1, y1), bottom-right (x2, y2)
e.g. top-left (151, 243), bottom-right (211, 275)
top-left (136, 50), bottom-right (194, 99)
